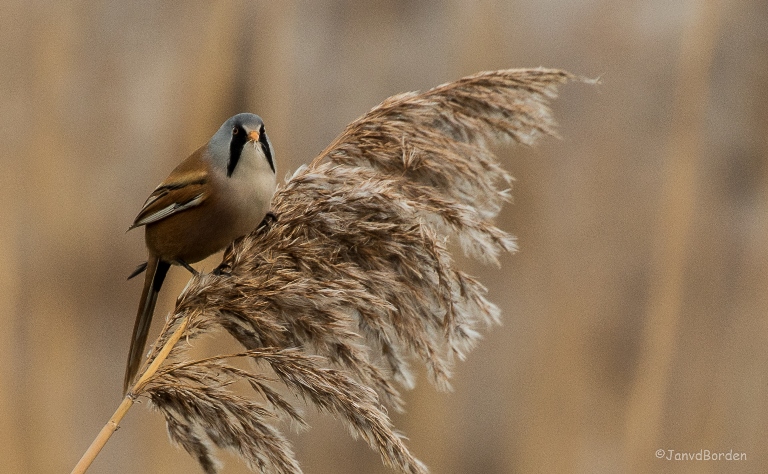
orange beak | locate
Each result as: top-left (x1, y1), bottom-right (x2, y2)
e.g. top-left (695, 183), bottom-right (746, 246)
top-left (247, 130), bottom-right (260, 142)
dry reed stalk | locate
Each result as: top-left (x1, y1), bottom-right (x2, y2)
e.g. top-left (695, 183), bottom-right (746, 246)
top-left (76, 68), bottom-right (583, 474)
top-left (72, 317), bottom-right (190, 474)
top-left (623, 3), bottom-right (723, 472)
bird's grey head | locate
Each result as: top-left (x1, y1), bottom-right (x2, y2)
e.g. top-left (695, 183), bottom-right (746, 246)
top-left (209, 113), bottom-right (275, 178)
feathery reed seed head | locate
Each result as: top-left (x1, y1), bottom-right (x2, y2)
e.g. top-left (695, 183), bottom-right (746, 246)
top-left (135, 68), bottom-right (582, 474)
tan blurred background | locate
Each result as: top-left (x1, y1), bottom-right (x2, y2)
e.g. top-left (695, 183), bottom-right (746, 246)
top-left (2, 1), bottom-right (767, 473)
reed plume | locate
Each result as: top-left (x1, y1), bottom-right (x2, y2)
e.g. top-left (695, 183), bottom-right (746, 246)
top-left (111, 68), bottom-right (581, 474)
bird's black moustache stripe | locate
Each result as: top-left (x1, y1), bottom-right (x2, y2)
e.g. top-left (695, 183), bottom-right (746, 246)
top-left (259, 125), bottom-right (275, 173)
top-left (227, 125), bottom-right (247, 177)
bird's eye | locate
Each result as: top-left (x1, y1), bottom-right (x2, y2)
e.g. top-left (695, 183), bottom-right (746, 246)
top-left (232, 127), bottom-right (239, 135)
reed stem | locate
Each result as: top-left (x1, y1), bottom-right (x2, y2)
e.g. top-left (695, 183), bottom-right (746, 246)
top-left (71, 316), bottom-right (189, 474)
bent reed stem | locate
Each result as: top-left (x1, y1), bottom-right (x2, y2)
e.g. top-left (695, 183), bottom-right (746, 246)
top-left (71, 316), bottom-right (190, 474)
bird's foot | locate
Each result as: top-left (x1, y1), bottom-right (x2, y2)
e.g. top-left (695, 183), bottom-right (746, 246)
top-left (256, 211), bottom-right (278, 232)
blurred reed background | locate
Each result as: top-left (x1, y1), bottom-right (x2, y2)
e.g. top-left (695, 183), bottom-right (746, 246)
top-left (1, 1), bottom-right (767, 473)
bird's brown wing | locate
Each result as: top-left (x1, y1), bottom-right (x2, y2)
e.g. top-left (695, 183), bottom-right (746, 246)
top-left (130, 149), bottom-right (210, 229)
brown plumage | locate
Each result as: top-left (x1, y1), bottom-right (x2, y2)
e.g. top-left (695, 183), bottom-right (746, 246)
top-left (125, 113), bottom-right (277, 394)
top-left (131, 68), bottom-right (585, 474)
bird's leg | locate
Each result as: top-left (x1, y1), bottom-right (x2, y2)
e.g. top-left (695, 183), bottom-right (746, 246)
top-left (176, 259), bottom-right (199, 276)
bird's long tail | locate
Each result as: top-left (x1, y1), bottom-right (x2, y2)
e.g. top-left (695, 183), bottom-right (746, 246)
top-left (124, 255), bottom-right (170, 394)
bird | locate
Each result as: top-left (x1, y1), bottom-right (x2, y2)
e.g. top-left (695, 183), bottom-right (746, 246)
top-left (123, 113), bottom-right (277, 394)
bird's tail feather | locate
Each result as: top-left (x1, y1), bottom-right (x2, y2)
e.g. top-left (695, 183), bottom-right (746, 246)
top-left (123, 256), bottom-right (170, 394)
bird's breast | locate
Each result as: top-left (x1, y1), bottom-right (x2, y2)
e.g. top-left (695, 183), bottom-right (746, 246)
top-left (220, 158), bottom-right (277, 237)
